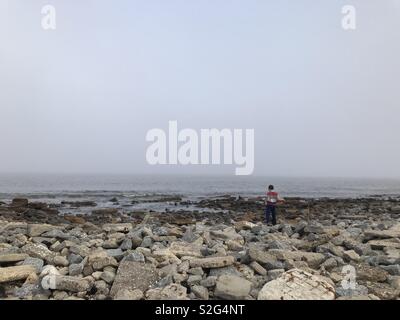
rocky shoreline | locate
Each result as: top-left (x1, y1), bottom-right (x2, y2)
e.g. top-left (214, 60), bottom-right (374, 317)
top-left (1, 195), bottom-right (400, 300)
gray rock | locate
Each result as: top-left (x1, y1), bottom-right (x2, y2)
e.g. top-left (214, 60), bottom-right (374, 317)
top-left (336, 285), bottom-right (369, 297)
top-left (110, 261), bottom-right (159, 297)
top-left (100, 270), bottom-right (115, 284)
top-left (69, 257), bottom-right (87, 276)
top-left (187, 275), bottom-right (203, 286)
top-left (153, 227), bottom-right (169, 236)
top-left (22, 243), bottom-right (55, 262)
top-left (281, 225), bottom-right (294, 237)
top-left (214, 275), bottom-right (252, 300)
top-left (268, 269), bottom-right (285, 280)
top-left (269, 249), bottom-right (325, 269)
top-left (122, 251), bottom-right (145, 263)
top-left (343, 250), bottom-right (361, 262)
top-left (356, 264), bottom-right (389, 282)
top-left (209, 266), bottom-right (241, 278)
top-left (41, 275), bottom-right (93, 292)
top-left (102, 223), bottom-right (132, 233)
top-left (146, 283), bottom-right (188, 300)
top-left (67, 244), bottom-right (89, 257)
top-left (14, 283), bottom-right (51, 299)
top-left (154, 275), bottom-right (174, 288)
top-left (366, 255), bottom-right (400, 266)
top-left (182, 227), bottom-right (198, 243)
top-left (0, 253), bottom-right (28, 264)
top-left (114, 288), bottom-right (143, 300)
top-left (268, 240), bottom-right (291, 250)
top-left (381, 265), bottom-right (400, 276)
top-left (188, 267), bottom-right (204, 276)
top-left (102, 239), bottom-right (120, 249)
top-left (120, 238), bottom-right (132, 251)
top-left (140, 236), bottom-right (153, 248)
top-left (200, 276), bottom-right (217, 288)
top-left (364, 226), bottom-right (400, 240)
top-left (170, 241), bottom-right (202, 258)
top-left (321, 257), bottom-right (338, 270)
top-left (52, 291), bottom-right (69, 300)
top-left (27, 224), bottom-right (54, 237)
top-left (0, 265), bottom-right (37, 283)
top-left (42, 229), bottom-right (70, 240)
top-left (158, 264), bottom-right (178, 277)
top-left (68, 253), bottom-right (83, 265)
top-left (189, 256), bottom-right (235, 269)
top-left (53, 256), bottom-right (69, 267)
top-left (192, 285), bottom-right (209, 300)
top-left (251, 225), bottom-right (263, 235)
top-left (106, 248), bottom-right (125, 260)
top-left (22, 257), bottom-right (44, 273)
top-left (294, 221), bottom-right (308, 234)
top-left (88, 250), bottom-right (118, 271)
top-left (250, 261), bottom-right (267, 276)
top-left (258, 269), bottom-right (335, 300)
top-left (94, 280), bottom-right (109, 295)
top-left (248, 247), bottom-right (278, 269)
top-left (389, 276), bottom-right (400, 290)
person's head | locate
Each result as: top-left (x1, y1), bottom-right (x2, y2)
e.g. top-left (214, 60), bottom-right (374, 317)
top-left (268, 185), bottom-right (274, 191)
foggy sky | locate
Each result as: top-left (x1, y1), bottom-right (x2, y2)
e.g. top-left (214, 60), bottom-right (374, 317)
top-left (1, 0), bottom-right (400, 178)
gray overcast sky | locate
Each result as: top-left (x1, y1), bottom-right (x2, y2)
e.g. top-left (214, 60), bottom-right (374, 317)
top-left (1, 0), bottom-right (400, 177)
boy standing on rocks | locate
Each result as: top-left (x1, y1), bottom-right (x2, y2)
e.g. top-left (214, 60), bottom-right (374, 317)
top-left (265, 185), bottom-right (284, 225)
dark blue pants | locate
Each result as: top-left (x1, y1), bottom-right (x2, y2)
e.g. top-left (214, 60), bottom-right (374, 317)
top-left (265, 205), bottom-right (277, 225)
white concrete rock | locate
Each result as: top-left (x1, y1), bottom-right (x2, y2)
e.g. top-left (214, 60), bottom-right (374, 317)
top-left (258, 269), bottom-right (335, 300)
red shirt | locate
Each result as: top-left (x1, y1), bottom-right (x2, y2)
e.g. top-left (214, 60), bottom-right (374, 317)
top-left (266, 191), bottom-right (279, 205)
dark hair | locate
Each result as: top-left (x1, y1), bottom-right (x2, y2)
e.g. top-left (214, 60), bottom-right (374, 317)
top-left (268, 185), bottom-right (274, 190)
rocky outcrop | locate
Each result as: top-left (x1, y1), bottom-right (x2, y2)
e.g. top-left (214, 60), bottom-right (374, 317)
top-left (0, 196), bottom-right (400, 300)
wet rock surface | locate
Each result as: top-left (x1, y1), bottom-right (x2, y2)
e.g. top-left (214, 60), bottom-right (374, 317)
top-left (0, 196), bottom-right (400, 300)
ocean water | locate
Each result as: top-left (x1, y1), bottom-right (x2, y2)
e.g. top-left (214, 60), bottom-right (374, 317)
top-left (1, 174), bottom-right (400, 200)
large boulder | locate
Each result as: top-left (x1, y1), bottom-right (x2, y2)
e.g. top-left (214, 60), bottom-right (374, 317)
top-left (214, 275), bottom-right (252, 300)
top-left (257, 269), bottom-right (335, 300)
top-left (110, 261), bottom-right (159, 297)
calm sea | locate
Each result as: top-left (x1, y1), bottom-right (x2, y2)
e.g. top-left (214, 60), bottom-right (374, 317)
top-left (1, 174), bottom-right (400, 200)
